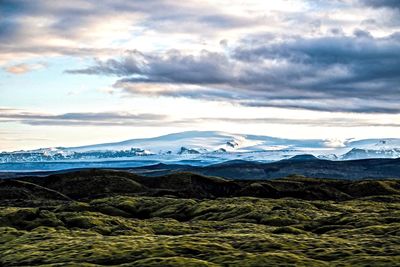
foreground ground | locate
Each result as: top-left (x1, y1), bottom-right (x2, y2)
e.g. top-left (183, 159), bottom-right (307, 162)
top-left (1, 170), bottom-right (400, 266)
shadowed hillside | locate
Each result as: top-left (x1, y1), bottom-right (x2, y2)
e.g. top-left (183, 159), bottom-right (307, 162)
top-left (118, 157), bottom-right (400, 180)
top-left (9, 169), bottom-right (400, 201)
top-left (184, 157), bottom-right (400, 180)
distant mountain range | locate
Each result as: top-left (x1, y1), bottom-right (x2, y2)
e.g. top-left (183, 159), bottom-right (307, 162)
top-left (2, 156), bottom-right (400, 180)
top-left (1, 131), bottom-right (399, 171)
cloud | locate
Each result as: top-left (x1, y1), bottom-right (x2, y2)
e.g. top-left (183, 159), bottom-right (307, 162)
top-left (66, 49), bottom-right (233, 84)
top-left (189, 117), bottom-right (400, 128)
top-left (1, 107), bottom-right (399, 128)
top-left (360, 0), bottom-right (400, 9)
top-left (0, 0), bottom-right (257, 64)
top-left (0, 109), bottom-right (168, 126)
top-left (3, 62), bottom-right (47, 74)
top-left (3, 0), bottom-right (396, 65)
top-left (2, 0), bottom-right (400, 115)
top-left (66, 31), bottom-right (400, 114)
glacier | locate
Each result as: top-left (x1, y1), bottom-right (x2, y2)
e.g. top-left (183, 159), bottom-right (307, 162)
top-left (1, 131), bottom-right (399, 172)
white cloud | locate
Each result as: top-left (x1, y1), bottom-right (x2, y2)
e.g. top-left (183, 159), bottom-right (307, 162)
top-left (4, 62), bottom-right (47, 74)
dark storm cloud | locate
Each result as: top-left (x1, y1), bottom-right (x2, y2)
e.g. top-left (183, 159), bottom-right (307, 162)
top-left (66, 50), bottom-right (233, 85)
top-left (66, 52), bottom-right (144, 76)
top-left (361, 0), bottom-right (400, 9)
top-left (233, 32), bottom-right (400, 97)
top-left (67, 32), bottom-right (400, 114)
top-left (0, 110), bottom-right (167, 126)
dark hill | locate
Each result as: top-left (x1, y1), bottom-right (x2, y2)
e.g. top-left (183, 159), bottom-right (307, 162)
top-left (285, 154), bottom-right (320, 161)
top-left (190, 158), bottom-right (400, 180)
top-left (133, 172), bottom-right (240, 198)
top-left (0, 179), bottom-right (70, 201)
top-left (118, 158), bottom-right (400, 180)
top-left (20, 169), bottom-right (145, 199)
top-left (4, 169), bottom-right (399, 202)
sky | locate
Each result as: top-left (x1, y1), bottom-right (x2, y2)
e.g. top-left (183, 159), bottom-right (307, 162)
top-left (0, 0), bottom-right (400, 151)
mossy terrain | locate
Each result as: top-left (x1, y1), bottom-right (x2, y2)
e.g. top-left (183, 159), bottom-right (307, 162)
top-left (1, 170), bottom-right (400, 266)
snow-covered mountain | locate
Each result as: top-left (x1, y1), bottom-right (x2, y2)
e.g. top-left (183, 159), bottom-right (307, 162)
top-left (338, 139), bottom-right (400, 160)
top-left (67, 131), bottom-right (329, 154)
top-left (0, 131), bottom-right (399, 169)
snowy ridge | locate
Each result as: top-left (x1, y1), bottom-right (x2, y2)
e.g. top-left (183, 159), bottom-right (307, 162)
top-left (68, 131), bottom-right (263, 154)
top-left (1, 131), bottom-right (400, 166)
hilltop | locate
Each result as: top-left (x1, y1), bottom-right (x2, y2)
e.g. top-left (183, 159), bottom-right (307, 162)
top-left (1, 169), bottom-right (399, 202)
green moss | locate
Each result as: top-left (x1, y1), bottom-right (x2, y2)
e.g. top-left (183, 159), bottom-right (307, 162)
top-left (1, 196), bottom-right (400, 266)
top-left (213, 252), bottom-right (329, 266)
top-left (0, 227), bottom-right (25, 244)
top-left (272, 226), bottom-right (307, 235)
top-left (127, 256), bottom-right (219, 267)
